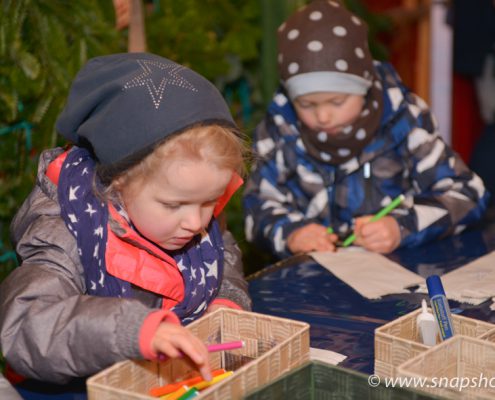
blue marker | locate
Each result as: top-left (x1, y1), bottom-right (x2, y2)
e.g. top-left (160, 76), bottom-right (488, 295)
top-left (426, 275), bottom-right (455, 340)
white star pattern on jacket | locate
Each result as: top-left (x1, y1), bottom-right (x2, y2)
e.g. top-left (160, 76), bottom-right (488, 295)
top-left (59, 147), bottom-right (223, 322)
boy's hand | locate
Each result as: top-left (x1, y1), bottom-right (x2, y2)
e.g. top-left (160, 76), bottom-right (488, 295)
top-left (353, 215), bottom-right (401, 253)
top-left (152, 322), bottom-right (212, 381)
top-left (287, 223), bottom-right (338, 254)
top-left (112, 0), bottom-right (130, 30)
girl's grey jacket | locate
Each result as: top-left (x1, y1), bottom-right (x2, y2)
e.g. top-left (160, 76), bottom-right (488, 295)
top-left (0, 148), bottom-right (251, 383)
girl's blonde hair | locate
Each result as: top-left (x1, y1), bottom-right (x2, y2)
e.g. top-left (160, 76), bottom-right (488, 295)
top-left (108, 124), bottom-right (249, 196)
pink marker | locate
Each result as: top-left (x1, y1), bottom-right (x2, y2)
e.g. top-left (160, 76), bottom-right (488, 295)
top-left (206, 340), bottom-right (245, 353)
top-left (158, 340), bottom-right (245, 361)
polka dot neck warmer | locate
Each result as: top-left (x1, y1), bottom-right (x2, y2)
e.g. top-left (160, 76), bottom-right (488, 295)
top-left (277, 0), bottom-right (384, 164)
top-left (299, 79), bottom-right (383, 164)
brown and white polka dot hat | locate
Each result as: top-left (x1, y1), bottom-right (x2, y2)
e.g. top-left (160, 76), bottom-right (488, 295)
top-left (277, 0), bottom-right (375, 100)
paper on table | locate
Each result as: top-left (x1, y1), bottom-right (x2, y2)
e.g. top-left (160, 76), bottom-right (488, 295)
top-left (310, 249), bottom-right (424, 299)
top-left (309, 347), bottom-right (347, 365)
top-left (416, 251), bottom-right (495, 305)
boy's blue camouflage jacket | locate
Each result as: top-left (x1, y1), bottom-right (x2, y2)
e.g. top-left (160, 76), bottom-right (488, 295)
top-left (243, 62), bottom-right (489, 259)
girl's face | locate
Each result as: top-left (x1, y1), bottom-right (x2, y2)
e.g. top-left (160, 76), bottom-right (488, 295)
top-left (293, 92), bottom-right (365, 135)
top-left (119, 158), bottom-right (232, 250)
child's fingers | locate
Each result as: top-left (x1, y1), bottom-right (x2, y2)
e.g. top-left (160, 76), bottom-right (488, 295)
top-left (157, 341), bottom-right (183, 359)
top-left (152, 323), bottom-right (212, 380)
top-left (169, 332), bottom-right (206, 364)
top-left (355, 217), bottom-right (401, 253)
top-left (198, 364), bottom-right (213, 382)
top-left (327, 233), bottom-right (338, 243)
top-left (288, 223), bottom-right (337, 253)
top-left (300, 231), bottom-right (337, 252)
top-left (174, 334), bottom-right (212, 380)
top-left (354, 216), bottom-right (373, 234)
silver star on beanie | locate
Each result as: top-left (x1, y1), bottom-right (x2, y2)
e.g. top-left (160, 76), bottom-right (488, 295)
top-left (56, 53), bottom-right (235, 165)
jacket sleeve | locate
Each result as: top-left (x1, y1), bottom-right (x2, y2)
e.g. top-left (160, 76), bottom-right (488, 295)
top-left (243, 117), bottom-right (318, 259)
top-left (393, 94), bottom-right (489, 247)
top-left (0, 211), bottom-right (154, 383)
top-left (214, 230), bottom-right (252, 310)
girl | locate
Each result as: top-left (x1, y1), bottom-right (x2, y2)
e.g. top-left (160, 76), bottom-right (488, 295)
top-left (243, 0), bottom-right (488, 258)
top-left (0, 53), bottom-right (251, 391)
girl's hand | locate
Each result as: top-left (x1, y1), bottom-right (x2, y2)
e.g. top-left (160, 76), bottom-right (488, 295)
top-left (353, 216), bottom-right (401, 253)
top-left (151, 322), bottom-right (212, 381)
top-left (206, 303), bottom-right (228, 314)
top-left (287, 223), bottom-right (338, 254)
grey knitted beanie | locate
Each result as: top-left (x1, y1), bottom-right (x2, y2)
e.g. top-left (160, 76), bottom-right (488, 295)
top-left (56, 52), bottom-right (235, 165)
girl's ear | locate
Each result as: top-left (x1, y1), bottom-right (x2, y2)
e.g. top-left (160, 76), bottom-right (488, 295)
top-left (109, 176), bottom-right (123, 194)
top-left (108, 175), bottom-right (129, 203)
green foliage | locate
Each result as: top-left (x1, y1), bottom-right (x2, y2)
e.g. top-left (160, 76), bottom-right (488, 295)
top-left (0, 0), bottom-right (393, 284)
top-left (0, 0), bottom-right (122, 142)
top-left (225, 188), bottom-right (277, 276)
top-left (0, 352), bottom-right (4, 377)
top-left (147, 0), bottom-right (261, 84)
top-left (0, 0), bottom-right (123, 280)
top-left (343, 0), bottom-right (393, 61)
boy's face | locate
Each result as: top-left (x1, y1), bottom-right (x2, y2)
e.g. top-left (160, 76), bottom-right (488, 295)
top-left (119, 158), bottom-right (232, 250)
top-left (293, 92), bottom-right (365, 135)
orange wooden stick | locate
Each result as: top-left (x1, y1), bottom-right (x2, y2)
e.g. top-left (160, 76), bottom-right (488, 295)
top-left (149, 369), bottom-right (226, 397)
top-left (165, 385), bottom-right (189, 400)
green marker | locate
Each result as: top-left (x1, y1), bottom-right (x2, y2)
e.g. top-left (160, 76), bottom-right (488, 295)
top-left (342, 194), bottom-right (405, 247)
top-left (326, 227), bottom-right (334, 234)
top-left (178, 387), bottom-right (199, 399)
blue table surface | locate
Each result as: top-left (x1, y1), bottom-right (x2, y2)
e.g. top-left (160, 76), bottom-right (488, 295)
top-left (13, 219), bottom-right (495, 399)
top-left (248, 219), bottom-right (495, 375)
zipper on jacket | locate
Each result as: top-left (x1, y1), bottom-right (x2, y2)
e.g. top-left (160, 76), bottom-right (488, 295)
top-left (322, 168), bottom-right (336, 228)
top-left (363, 162), bottom-right (373, 214)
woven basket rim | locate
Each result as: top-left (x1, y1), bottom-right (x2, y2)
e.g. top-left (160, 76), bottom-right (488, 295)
top-left (376, 308), bottom-right (495, 334)
top-left (86, 309), bottom-right (311, 400)
top-left (200, 307), bottom-right (310, 329)
top-left (198, 321), bottom-right (311, 397)
top-left (86, 360), bottom-right (129, 385)
top-left (397, 334), bottom-right (495, 373)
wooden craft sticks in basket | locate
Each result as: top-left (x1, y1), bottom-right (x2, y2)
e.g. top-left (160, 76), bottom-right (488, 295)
top-left (87, 308), bottom-right (310, 400)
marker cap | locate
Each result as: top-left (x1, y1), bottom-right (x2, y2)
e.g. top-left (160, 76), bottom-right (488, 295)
top-left (426, 275), bottom-right (446, 297)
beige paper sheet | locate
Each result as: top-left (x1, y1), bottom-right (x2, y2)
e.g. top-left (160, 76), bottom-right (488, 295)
top-left (309, 347), bottom-right (347, 365)
top-left (424, 251), bottom-right (495, 305)
top-left (310, 249), bottom-right (424, 299)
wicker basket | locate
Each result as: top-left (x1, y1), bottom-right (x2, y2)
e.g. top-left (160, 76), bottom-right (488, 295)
top-left (479, 328), bottom-right (495, 343)
top-left (397, 335), bottom-right (495, 399)
top-left (375, 308), bottom-right (495, 378)
top-left (86, 308), bottom-right (310, 400)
